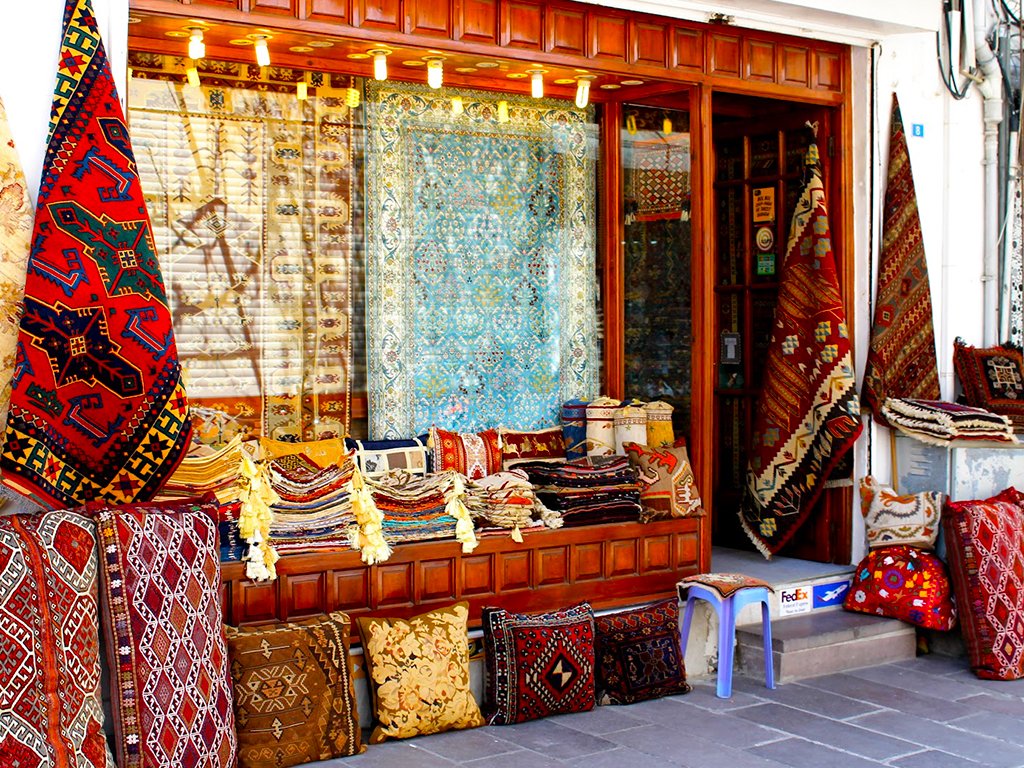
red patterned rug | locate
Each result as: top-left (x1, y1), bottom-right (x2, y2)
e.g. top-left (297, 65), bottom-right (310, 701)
top-left (0, 0), bottom-right (191, 508)
top-left (740, 142), bottom-right (863, 557)
top-left (862, 95), bottom-right (940, 421)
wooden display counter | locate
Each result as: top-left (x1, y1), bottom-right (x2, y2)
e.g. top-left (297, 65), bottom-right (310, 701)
top-left (221, 517), bottom-right (704, 627)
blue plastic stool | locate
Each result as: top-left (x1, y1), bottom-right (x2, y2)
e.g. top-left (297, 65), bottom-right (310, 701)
top-left (678, 574), bottom-right (775, 699)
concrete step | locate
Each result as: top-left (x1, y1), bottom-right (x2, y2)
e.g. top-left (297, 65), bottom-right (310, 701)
top-left (735, 610), bottom-right (918, 684)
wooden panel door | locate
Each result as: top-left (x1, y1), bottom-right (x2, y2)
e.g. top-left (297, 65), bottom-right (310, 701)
top-left (712, 104), bottom-right (850, 563)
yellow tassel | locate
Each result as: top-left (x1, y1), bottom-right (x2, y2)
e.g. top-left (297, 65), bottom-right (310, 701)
top-left (349, 465), bottom-right (391, 564)
top-left (238, 454), bottom-right (280, 581)
top-left (511, 526), bottom-right (524, 543)
top-left (446, 473), bottom-right (479, 554)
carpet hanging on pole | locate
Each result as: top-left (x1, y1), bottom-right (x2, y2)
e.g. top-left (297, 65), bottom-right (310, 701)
top-left (861, 94), bottom-right (940, 421)
top-left (740, 137), bottom-right (863, 558)
top-left (0, 0), bottom-right (192, 508)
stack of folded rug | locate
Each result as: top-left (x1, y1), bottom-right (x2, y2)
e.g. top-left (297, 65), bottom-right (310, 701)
top-left (882, 398), bottom-right (1018, 444)
top-left (267, 453), bottom-right (358, 555)
top-left (363, 470), bottom-right (478, 554)
top-left (464, 469), bottom-right (562, 539)
top-left (517, 455), bottom-right (643, 526)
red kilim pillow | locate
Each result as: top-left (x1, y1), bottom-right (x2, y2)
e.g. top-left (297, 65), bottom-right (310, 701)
top-left (943, 489), bottom-right (1024, 680)
top-left (430, 426), bottom-right (502, 479)
top-left (843, 545), bottom-right (956, 631)
top-left (953, 338), bottom-right (1024, 430)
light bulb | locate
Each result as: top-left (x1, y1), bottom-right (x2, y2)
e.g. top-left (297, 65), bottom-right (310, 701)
top-left (575, 76), bottom-right (594, 109)
top-left (346, 87), bottom-right (361, 108)
top-left (187, 28), bottom-right (205, 60)
top-left (253, 36), bottom-right (270, 67)
top-left (296, 80), bottom-right (307, 100)
top-left (662, 115), bottom-right (673, 134)
top-left (186, 66), bottom-right (200, 87)
top-left (426, 58), bottom-right (444, 89)
top-left (530, 70), bottom-right (544, 98)
top-left (369, 50), bottom-right (389, 81)
top-left (451, 96), bottom-right (464, 115)
top-left (497, 100), bottom-right (509, 123)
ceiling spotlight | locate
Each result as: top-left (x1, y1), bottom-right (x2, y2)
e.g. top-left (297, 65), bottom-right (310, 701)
top-left (296, 80), bottom-right (308, 100)
top-left (186, 65), bottom-right (200, 88)
top-left (575, 75), bottom-right (596, 109)
top-left (252, 35), bottom-right (271, 67)
top-left (346, 87), bottom-right (361, 108)
top-left (425, 57), bottom-right (444, 89)
top-left (497, 100), bottom-right (509, 123)
top-left (186, 27), bottom-right (205, 60)
top-left (527, 69), bottom-right (545, 99)
top-left (368, 48), bottom-right (390, 81)
top-left (451, 96), bottom-right (464, 115)
top-left (662, 115), bottom-right (673, 135)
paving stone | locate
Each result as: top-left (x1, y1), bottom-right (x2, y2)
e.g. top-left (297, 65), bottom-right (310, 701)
top-left (617, 697), bottom-right (781, 748)
top-left (547, 705), bottom-right (648, 736)
top-left (565, 746), bottom-right (681, 768)
top-left (747, 737), bottom-right (884, 768)
top-left (889, 750), bottom-right (995, 768)
top-left (731, 677), bottom-right (884, 720)
top-left (850, 710), bottom-right (1024, 768)
top-left (893, 654), bottom-right (970, 677)
top-left (411, 727), bottom-right (523, 762)
top-left (498, 717), bottom-right (617, 760)
top-left (606, 724), bottom-right (789, 768)
top-left (317, 741), bottom-right (458, 767)
top-left (846, 662), bottom-right (1004, 702)
top-left (957, 693), bottom-right (1024, 717)
top-left (462, 749), bottom-right (562, 767)
top-left (733, 702), bottom-right (918, 761)
top-left (952, 712), bottom-right (1024, 747)
top-left (799, 672), bottom-right (977, 721)
top-left (943, 668), bottom-right (1024, 696)
top-left (678, 681), bottom-right (768, 712)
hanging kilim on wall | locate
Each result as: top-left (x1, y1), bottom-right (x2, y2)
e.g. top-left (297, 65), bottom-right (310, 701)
top-left (862, 95), bottom-right (940, 422)
top-left (365, 82), bottom-right (598, 439)
top-left (1008, 179), bottom-right (1022, 348)
top-left (0, 0), bottom-right (192, 508)
top-left (624, 132), bottom-right (690, 222)
top-left (129, 55), bottom-right (354, 444)
top-left (740, 143), bottom-right (862, 558)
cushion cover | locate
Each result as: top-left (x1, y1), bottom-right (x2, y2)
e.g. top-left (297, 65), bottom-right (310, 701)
top-left (0, 511), bottom-right (115, 767)
top-left (500, 425), bottom-right (566, 469)
top-left (843, 545), bottom-right (956, 630)
top-left (624, 441), bottom-right (703, 522)
top-left (644, 401), bottom-right (675, 447)
top-left (943, 489), bottom-right (1024, 680)
top-left (483, 602), bottom-right (596, 724)
top-left (561, 399), bottom-right (590, 460)
top-left (585, 397), bottom-right (620, 456)
top-left (225, 612), bottom-right (364, 767)
top-left (430, 427), bottom-right (501, 480)
top-left (614, 403), bottom-right (648, 454)
top-left (345, 434), bottom-right (430, 478)
top-left (95, 500), bottom-right (236, 767)
top-left (595, 598), bottom-right (690, 705)
top-left (357, 602), bottom-right (484, 743)
top-left (953, 339), bottom-right (1024, 429)
top-left (261, 437), bottom-right (347, 468)
top-left (859, 475), bottom-right (941, 549)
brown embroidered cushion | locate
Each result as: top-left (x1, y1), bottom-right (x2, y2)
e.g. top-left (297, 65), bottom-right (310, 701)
top-left (623, 441), bottom-right (703, 522)
top-left (224, 612), bottom-right (364, 767)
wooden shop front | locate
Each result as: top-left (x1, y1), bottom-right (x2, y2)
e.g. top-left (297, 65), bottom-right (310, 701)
top-left (125, 0), bottom-right (855, 626)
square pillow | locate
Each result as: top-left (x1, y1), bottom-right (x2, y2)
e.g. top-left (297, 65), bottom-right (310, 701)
top-left (843, 545), bottom-right (957, 630)
top-left (261, 436), bottom-right (347, 468)
top-left (859, 475), bottom-right (941, 549)
top-left (595, 598), bottom-right (690, 705)
top-left (0, 511), bottom-right (115, 767)
top-left (623, 441), bottom-right (704, 522)
top-left (953, 338), bottom-right (1024, 429)
top-left (225, 612), bottom-right (364, 767)
top-left (357, 602), bottom-right (484, 743)
top-left (500, 425), bottom-right (566, 469)
top-left (430, 427), bottom-right (502, 480)
top-left (94, 500), bottom-right (237, 768)
top-left (483, 602), bottom-right (596, 725)
top-left (345, 434), bottom-right (430, 478)
top-left (943, 489), bottom-right (1024, 680)
top-left (561, 399), bottom-right (590, 460)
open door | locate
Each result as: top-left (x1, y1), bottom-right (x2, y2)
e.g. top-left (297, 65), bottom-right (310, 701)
top-left (711, 94), bottom-right (852, 564)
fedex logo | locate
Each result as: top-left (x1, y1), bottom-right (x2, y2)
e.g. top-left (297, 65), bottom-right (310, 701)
top-left (779, 586), bottom-right (812, 615)
top-left (781, 588), bottom-right (808, 602)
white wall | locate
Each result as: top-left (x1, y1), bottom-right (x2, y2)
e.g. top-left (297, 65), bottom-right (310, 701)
top-left (0, 0), bottom-right (126, 206)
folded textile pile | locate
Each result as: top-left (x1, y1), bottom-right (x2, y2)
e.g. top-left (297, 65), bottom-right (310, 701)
top-left (362, 470), bottom-right (478, 556)
top-left (465, 470), bottom-right (563, 540)
top-left (882, 398), bottom-right (1018, 445)
top-left (517, 455), bottom-right (643, 526)
top-left (268, 453), bottom-right (358, 555)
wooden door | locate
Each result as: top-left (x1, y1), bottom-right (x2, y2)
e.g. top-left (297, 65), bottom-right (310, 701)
top-left (711, 99), bottom-right (851, 563)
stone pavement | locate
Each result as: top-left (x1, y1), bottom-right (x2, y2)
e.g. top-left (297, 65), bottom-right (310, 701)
top-left (317, 655), bottom-right (1024, 768)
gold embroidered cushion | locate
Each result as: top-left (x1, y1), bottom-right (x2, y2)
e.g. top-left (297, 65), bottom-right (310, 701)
top-left (499, 425), bottom-right (566, 469)
top-left (623, 441), bottom-right (704, 522)
top-left (357, 601), bottom-right (485, 743)
top-left (859, 475), bottom-right (941, 549)
top-left (260, 436), bottom-right (347, 468)
top-left (224, 612), bottom-right (364, 768)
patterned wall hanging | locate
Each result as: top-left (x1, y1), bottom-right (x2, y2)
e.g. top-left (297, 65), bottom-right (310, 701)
top-left (365, 82), bottom-right (598, 439)
top-left (0, 0), bottom-right (192, 508)
top-left (861, 94), bottom-right (940, 421)
top-left (129, 56), bottom-right (354, 443)
top-left (1007, 178), bottom-right (1022, 348)
top-left (740, 142), bottom-right (862, 558)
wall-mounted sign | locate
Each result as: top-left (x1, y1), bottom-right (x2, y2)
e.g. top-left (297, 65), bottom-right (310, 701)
top-left (719, 331), bottom-right (743, 388)
top-left (756, 252), bottom-right (776, 277)
top-left (779, 586), bottom-right (811, 616)
top-left (755, 226), bottom-right (774, 252)
top-left (752, 187), bottom-right (775, 223)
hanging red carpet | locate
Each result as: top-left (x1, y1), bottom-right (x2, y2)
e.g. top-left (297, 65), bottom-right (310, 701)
top-left (0, 0), bottom-right (191, 508)
top-left (862, 95), bottom-right (940, 421)
top-left (740, 142), bottom-right (862, 558)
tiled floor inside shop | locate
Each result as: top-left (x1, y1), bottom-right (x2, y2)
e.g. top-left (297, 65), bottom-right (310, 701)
top-left (317, 655), bottom-right (1024, 768)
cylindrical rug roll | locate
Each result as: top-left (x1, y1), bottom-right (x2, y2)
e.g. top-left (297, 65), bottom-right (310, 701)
top-left (614, 403), bottom-right (647, 454)
top-left (586, 396), bottom-right (622, 456)
top-left (644, 401), bottom-right (675, 447)
top-left (560, 399), bottom-right (590, 460)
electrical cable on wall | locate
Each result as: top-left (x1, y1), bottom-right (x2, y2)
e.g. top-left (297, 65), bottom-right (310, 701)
top-left (938, 0), bottom-right (973, 98)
